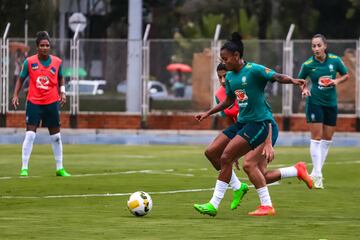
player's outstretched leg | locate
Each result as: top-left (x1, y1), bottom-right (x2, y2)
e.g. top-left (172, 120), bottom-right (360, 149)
top-left (230, 182), bottom-right (249, 210)
top-left (294, 162), bottom-right (313, 189)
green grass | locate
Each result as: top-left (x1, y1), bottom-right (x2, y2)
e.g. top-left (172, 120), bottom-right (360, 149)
top-left (0, 145), bottom-right (359, 239)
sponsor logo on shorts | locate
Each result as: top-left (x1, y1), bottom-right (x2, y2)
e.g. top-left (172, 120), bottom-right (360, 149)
top-left (311, 113), bottom-right (316, 121)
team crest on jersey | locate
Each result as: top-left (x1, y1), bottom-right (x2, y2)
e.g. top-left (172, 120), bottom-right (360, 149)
top-left (265, 68), bottom-right (271, 74)
top-left (328, 64), bottom-right (334, 72)
top-left (241, 76), bottom-right (247, 86)
top-left (31, 63), bottom-right (39, 70)
top-left (234, 89), bottom-right (248, 102)
top-left (234, 89), bottom-right (248, 107)
top-left (50, 67), bottom-right (56, 75)
top-left (36, 76), bottom-right (50, 90)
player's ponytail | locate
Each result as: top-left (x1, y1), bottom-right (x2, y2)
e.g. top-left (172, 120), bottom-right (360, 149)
top-left (221, 32), bottom-right (244, 58)
top-left (231, 32), bottom-right (244, 57)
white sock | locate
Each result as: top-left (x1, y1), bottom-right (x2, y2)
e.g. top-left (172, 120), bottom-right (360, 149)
top-left (320, 139), bottom-right (332, 169)
top-left (256, 186), bottom-right (272, 207)
top-left (50, 133), bottom-right (63, 170)
top-left (279, 166), bottom-right (297, 179)
top-left (229, 170), bottom-right (241, 191)
top-left (209, 180), bottom-right (228, 209)
top-left (22, 131), bottom-right (36, 170)
top-left (310, 139), bottom-right (322, 177)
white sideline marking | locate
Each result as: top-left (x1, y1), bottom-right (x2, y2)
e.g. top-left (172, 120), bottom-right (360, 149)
top-left (0, 169), bottom-right (193, 180)
top-left (1, 160), bottom-right (360, 180)
top-left (0, 182), bottom-right (280, 199)
top-left (71, 170), bottom-right (193, 177)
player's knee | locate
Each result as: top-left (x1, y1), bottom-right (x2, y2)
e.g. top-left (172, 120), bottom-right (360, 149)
top-left (242, 159), bottom-right (254, 173)
top-left (219, 155), bottom-right (232, 167)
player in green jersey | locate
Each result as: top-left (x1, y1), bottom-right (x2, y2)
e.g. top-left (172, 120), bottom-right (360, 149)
top-left (298, 34), bottom-right (349, 189)
top-left (194, 32), bottom-right (311, 216)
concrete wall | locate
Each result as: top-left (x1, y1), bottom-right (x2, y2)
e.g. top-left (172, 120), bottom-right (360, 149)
top-left (4, 112), bottom-right (358, 132)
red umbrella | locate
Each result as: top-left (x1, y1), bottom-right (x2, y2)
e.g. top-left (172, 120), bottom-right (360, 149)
top-left (166, 63), bottom-right (192, 73)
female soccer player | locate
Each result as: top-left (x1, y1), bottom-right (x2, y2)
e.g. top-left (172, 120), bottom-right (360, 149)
top-left (215, 63), bottom-right (239, 123)
top-left (298, 34), bottom-right (349, 189)
top-left (12, 31), bottom-right (71, 177)
top-left (206, 63), bottom-right (249, 211)
top-left (194, 32), bottom-right (312, 217)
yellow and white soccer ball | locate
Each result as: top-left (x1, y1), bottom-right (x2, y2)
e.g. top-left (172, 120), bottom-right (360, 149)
top-left (127, 191), bottom-right (153, 217)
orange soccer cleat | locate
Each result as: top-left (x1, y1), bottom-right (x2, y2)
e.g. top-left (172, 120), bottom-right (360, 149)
top-left (248, 205), bottom-right (276, 216)
top-left (294, 162), bottom-right (313, 189)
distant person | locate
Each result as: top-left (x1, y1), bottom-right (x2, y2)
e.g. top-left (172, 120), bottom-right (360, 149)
top-left (11, 31), bottom-right (70, 177)
top-left (171, 71), bottom-right (185, 97)
top-left (194, 32), bottom-right (312, 217)
top-left (298, 34), bottom-right (349, 189)
top-left (13, 49), bottom-right (23, 88)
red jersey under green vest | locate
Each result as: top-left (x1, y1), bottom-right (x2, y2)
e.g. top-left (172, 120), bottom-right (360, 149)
top-left (27, 55), bottom-right (62, 105)
top-left (215, 86), bottom-right (239, 123)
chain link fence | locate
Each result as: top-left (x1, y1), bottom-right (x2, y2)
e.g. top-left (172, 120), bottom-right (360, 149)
top-left (2, 38), bottom-right (359, 116)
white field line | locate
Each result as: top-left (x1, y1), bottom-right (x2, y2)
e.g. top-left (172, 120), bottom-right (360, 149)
top-left (0, 170), bottom-right (193, 180)
top-left (119, 155), bottom-right (155, 158)
top-left (1, 160), bottom-right (360, 180)
top-left (0, 182), bottom-right (280, 199)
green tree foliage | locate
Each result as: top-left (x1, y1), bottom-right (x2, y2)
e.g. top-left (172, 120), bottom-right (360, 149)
top-left (0, 0), bottom-right (55, 38)
top-left (237, 8), bottom-right (259, 39)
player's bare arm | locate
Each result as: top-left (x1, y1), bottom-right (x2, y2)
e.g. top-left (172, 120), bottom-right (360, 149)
top-left (12, 76), bottom-right (26, 110)
top-left (195, 96), bottom-right (233, 122)
top-left (333, 73), bottom-right (349, 86)
top-left (59, 77), bottom-right (66, 107)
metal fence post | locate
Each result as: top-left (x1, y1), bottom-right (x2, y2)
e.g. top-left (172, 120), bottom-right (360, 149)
top-left (69, 24), bottom-right (80, 128)
top-left (356, 38), bottom-right (360, 131)
top-left (0, 23), bottom-right (10, 127)
top-left (282, 24), bottom-right (295, 131)
top-left (211, 24), bottom-right (221, 129)
top-left (141, 24), bottom-right (150, 128)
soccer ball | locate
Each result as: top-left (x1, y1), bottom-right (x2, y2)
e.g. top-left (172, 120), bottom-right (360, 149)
top-left (127, 191), bottom-right (153, 217)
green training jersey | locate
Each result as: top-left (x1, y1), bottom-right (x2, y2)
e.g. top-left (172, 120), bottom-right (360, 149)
top-left (298, 53), bottom-right (348, 107)
top-left (225, 62), bottom-right (276, 123)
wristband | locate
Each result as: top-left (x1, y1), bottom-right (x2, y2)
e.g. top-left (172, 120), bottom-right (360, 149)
top-left (60, 85), bottom-right (66, 93)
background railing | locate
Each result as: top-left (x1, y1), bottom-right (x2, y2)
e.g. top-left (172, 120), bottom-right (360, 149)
top-left (1, 37), bottom-right (359, 118)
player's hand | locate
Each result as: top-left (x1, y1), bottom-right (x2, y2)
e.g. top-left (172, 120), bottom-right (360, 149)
top-left (301, 87), bottom-right (311, 98)
top-left (291, 78), bottom-right (307, 88)
top-left (195, 112), bottom-right (210, 122)
top-left (12, 95), bottom-right (19, 110)
top-left (262, 142), bottom-right (274, 163)
top-left (233, 159), bottom-right (240, 171)
top-left (327, 79), bottom-right (337, 86)
top-left (60, 93), bottom-right (66, 107)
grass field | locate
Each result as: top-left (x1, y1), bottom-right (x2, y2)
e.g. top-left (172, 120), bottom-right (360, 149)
top-left (0, 145), bottom-right (359, 240)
